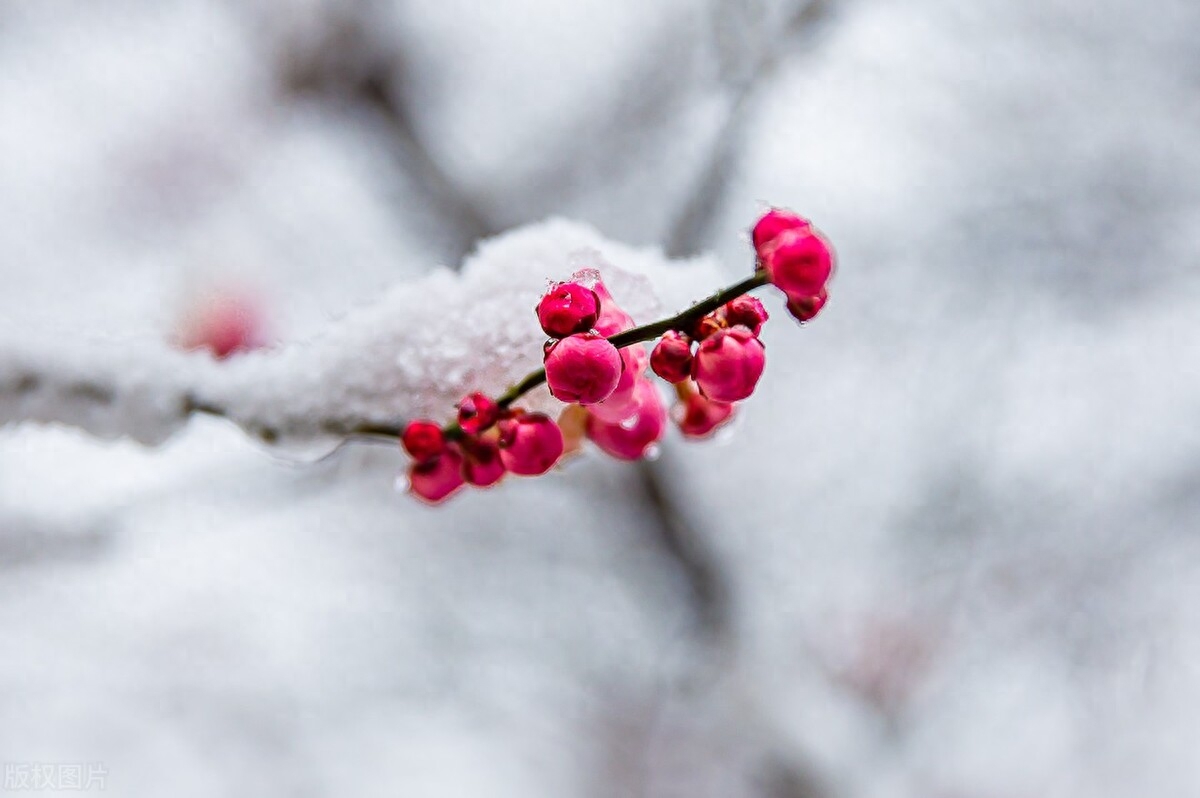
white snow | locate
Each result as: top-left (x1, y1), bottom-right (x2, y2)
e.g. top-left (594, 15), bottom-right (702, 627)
top-left (0, 219), bottom-right (718, 448)
top-left (2, 0), bottom-right (1200, 795)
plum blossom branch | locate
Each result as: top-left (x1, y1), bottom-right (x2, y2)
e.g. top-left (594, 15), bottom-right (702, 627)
top-left (401, 208), bottom-right (835, 503)
top-left (504, 273), bottom-right (768, 408)
top-left (0, 221), bottom-right (700, 450)
top-left (0, 210), bottom-right (833, 491)
top-left (416, 272), bottom-right (770, 443)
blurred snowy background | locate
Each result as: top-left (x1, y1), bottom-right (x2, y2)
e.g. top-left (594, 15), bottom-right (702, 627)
top-left (2, 0), bottom-right (1200, 795)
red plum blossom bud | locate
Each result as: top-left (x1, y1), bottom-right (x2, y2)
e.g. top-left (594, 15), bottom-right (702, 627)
top-left (544, 332), bottom-right (624, 405)
top-left (461, 438), bottom-right (506, 487)
top-left (589, 345), bottom-right (649, 423)
top-left (760, 228), bottom-right (834, 301)
top-left (691, 326), bottom-right (766, 403)
top-left (408, 445), bottom-right (465, 504)
top-left (673, 388), bottom-right (735, 439)
top-left (498, 413), bottom-right (565, 475)
top-left (537, 282), bottom-right (600, 338)
top-left (650, 331), bottom-right (693, 383)
top-left (586, 379), bottom-right (667, 461)
top-left (721, 296), bottom-right (769, 336)
top-left (457, 392), bottom-right (500, 435)
top-left (786, 288), bottom-right (829, 323)
top-left (402, 420), bottom-right (445, 464)
top-left (178, 290), bottom-right (266, 359)
top-left (752, 207), bottom-right (811, 251)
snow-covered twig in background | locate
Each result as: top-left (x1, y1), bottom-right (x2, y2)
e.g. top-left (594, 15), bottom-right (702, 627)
top-left (0, 220), bottom-right (714, 450)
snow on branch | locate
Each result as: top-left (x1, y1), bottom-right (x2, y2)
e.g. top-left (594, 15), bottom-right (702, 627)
top-left (0, 220), bottom-right (724, 450)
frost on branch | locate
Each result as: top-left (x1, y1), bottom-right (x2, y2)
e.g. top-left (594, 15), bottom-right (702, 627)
top-left (0, 220), bottom-right (723, 452)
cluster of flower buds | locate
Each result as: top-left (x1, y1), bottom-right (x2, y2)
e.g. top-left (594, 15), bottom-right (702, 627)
top-left (542, 277), bottom-right (666, 461)
top-left (647, 292), bottom-right (769, 438)
top-left (398, 207), bottom-right (834, 504)
top-left (752, 207), bottom-right (834, 322)
top-left (402, 392), bottom-right (567, 504)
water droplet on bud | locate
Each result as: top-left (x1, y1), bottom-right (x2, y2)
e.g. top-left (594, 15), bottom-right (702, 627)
top-left (570, 267), bottom-right (602, 288)
top-left (643, 444), bottom-right (662, 461)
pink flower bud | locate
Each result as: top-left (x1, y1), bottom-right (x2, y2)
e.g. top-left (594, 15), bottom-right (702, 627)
top-left (760, 228), bottom-right (834, 301)
top-left (721, 296), bottom-right (769, 336)
top-left (460, 437), bottom-right (506, 487)
top-left (589, 345), bottom-right (648, 423)
top-left (457, 392), bottom-right (500, 435)
top-left (408, 445), bottom-right (465, 504)
top-left (786, 288), bottom-right (829, 323)
top-left (650, 331), bottom-right (693, 383)
top-left (498, 412), bottom-right (565, 475)
top-left (544, 332), bottom-right (624, 405)
top-left (401, 420), bottom-right (445, 464)
top-left (178, 290), bottom-right (267, 359)
top-left (673, 389), bottom-right (735, 438)
top-left (586, 379), bottom-right (666, 461)
top-left (592, 280), bottom-right (636, 336)
top-left (691, 326), bottom-right (766, 403)
top-left (752, 207), bottom-right (811, 252)
top-left (537, 282), bottom-right (600, 338)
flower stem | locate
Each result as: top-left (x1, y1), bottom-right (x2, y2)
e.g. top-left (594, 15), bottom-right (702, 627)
top-left (607, 271), bottom-right (768, 351)
top-left (392, 270), bottom-right (770, 440)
